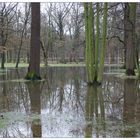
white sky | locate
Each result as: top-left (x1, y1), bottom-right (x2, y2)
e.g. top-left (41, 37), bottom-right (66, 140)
top-left (0, 0), bottom-right (140, 2)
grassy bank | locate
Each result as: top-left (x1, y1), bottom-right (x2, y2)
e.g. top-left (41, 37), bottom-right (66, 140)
top-left (3, 62), bottom-right (124, 68)
top-left (4, 62), bottom-right (85, 68)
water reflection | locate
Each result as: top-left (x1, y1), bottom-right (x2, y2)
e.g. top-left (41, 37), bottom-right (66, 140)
top-left (121, 79), bottom-right (138, 137)
top-left (1, 74), bottom-right (9, 111)
top-left (58, 82), bottom-right (64, 112)
top-left (26, 82), bottom-right (42, 138)
top-left (85, 86), bottom-right (94, 138)
top-left (123, 79), bottom-right (136, 123)
top-left (0, 67), bottom-right (140, 137)
top-left (84, 85), bottom-right (105, 138)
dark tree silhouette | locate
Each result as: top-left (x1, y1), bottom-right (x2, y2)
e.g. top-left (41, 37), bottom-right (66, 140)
top-left (25, 3), bottom-right (41, 80)
top-left (125, 3), bottom-right (136, 75)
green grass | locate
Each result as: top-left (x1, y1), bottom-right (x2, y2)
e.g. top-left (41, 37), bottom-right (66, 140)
top-left (48, 63), bottom-right (85, 67)
top-left (48, 62), bottom-right (123, 67)
top-left (0, 78), bottom-right (46, 83)
top-left (5, 63), bottom-right (45, 68)
top-left (115, 73), bottom-right (139, 79)
top-left (5, 63), bottom-right (28, 68)
top-left (4, 63), bottom-right (85, 68)
top-left (3, 62), bottom-right (124, 68)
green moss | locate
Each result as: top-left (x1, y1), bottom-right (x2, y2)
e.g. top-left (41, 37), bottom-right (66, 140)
top-left (125, 69), bottom-right (135, 76)
top-left (25, 71), bottom-right (41, 80)
top-left (116, 73), bottom-right (139, 79)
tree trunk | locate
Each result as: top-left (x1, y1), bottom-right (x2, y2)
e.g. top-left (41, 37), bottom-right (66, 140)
top-left (25, 3), bottom-right (41, 80)
top-left (95, 3), bottom-right (100, 81)
top-left (125, 3), bottom-right (136, 76)
top-left (123, 3), bottom-right (129, 69)
top-left (84, 3), bottom-right (95, 84)
top-left (97, 3), bottom-right (108, 83)
top-left (15, 29), bottom-right (24, 68)
top-left (0, 11), bottom-right (5, 69)
top-left (88, 3), bottom-right (95, 83)
top-left (1, 52), bottom-right (5, 69)
top-left (84, 3), bottom-right (90, 83)
top-left (1, 29), bottom-right (5, 69)
top-left (135, 34), bottom-right (140, 77)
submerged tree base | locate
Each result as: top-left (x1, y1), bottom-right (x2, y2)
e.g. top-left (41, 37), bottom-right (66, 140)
top-left (25, 71), bottom-right (41, 80)
top-left (87, 81), bottom-right (102, 86)
top-left (121, 65), bottom-right (126, 69)
top-left (125, 69), bottom-right (135, 76)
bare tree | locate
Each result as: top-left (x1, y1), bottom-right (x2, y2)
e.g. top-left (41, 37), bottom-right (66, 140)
top-left (67, 3), bottom-right (84, 62)
top-left (15, 3), bottom-right (31, 68)
top-left (50, 3), bottom-right (73, 63)
top-left (0, 3), bottom-right (18, 68)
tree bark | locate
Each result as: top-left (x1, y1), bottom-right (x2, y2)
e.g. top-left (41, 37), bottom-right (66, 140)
top-left (95, 3), bottom-right (100, 81)
top-left (84, 3), bottom-right (90, 83)
top-left (1, 16), bottom-right (5, 69)
top-left (125, 3), bottom-right (136, 75)
top-left (123, 3), bottom-right (129, 69)
top-left (88, 3), bottom-right (95, 83)
top-left (25, 3), bottom-right (41, 80)
top-left (84, 3), bottom-right (95, 84)
top-left (97, 3), bottom-right (108, 83)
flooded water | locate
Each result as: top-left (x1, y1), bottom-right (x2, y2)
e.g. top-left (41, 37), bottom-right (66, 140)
top-left (0, 67), bottom-right (140, 138)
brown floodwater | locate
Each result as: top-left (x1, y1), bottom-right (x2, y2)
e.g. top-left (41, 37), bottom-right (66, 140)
top-left (0, 67), bottom-right (140, 138)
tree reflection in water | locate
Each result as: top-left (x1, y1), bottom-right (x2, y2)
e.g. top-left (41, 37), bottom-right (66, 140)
top-left (0, 67), bottom-right (140, 137)
top-left (84, 85), bottom-right (105, 138)
top-left (122, 79), bottom-right (137, 137)
top-left (1, 74), bottom-right (9, 111)
top-left (26, 81), bottom-right (42, 138)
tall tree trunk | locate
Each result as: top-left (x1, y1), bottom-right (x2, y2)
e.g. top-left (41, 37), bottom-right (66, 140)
top-left (1, 11), bottom-right (5, 69)
top-left (88, 3), bottom-right (95, 83)
top-left (1, 29), bottom-right (5, 69)
top-left (123, 3), bottom-right (129, 69)
top-left (1, 52), bottom-right (5, 69)
top-left (84, 3), bottom-right (90, 83)
top-left (97, 3), bottom-right (108, 83)
top-left (125, 3), bottom-right (136, 75)
top-left (84, 3), bottom-right (95, 84)
top-left (25, 3), bottom-right (41, 80)
top-left (95, 3), bottom-right (100, 81)
top-left (135, 34), bottom-right (140, 77)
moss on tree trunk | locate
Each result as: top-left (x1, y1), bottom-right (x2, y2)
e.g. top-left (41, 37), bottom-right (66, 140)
top-left (95, 3), bottom-right (100, 81)
top-left (97, 3), bottom-right (108, 83)
top-left (84, 2), bottom-right (108, 85)
top-left (84, 3), bottom-right (96, 84)
top-left (84, 3), bottom-right (90, 83)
